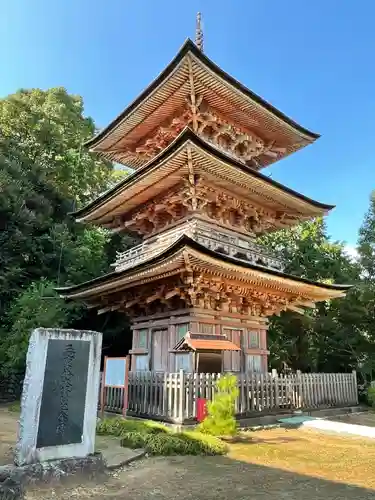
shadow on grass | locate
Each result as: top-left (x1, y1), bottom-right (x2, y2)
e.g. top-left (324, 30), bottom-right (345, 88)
top-left (223, 434), bottom-right (303, 445)
top-left (145, 454), bottom-right (375, 500)
top-left (20, 452), bottom-right (375, 499)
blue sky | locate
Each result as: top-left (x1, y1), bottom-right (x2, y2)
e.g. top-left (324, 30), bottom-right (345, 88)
top-left (1, 0), bottom-right (374, 247)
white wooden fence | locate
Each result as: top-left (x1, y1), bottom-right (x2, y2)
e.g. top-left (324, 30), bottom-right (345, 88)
top-left (101, 370), bottom-right (358, 423)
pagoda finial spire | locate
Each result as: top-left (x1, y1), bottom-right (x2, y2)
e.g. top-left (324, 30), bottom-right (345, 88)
top-left (195, 12), bottom-right (204, 52)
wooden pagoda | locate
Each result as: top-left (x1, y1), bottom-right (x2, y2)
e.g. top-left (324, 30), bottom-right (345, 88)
top-left (58, 16), bottom-right (351, 374)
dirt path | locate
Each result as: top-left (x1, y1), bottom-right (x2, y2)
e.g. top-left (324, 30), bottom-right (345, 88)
top-left (0, 406), bottom-right (18, 465)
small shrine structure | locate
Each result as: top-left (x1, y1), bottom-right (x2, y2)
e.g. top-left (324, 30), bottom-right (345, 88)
top-left (58, 15), bottom-right (351, 375)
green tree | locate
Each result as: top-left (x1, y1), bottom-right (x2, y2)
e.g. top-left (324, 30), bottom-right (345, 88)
top-left (0, 87), bottom-right (114, 205)
top-left (358, 191), bottom-right (375, 280)
top-left (0, 151), bottom-right (71, 314)
top-left (260, 218), bottom-right (360, 283)
top-left (356, 191), bottom-right (375, 380)
top-left (198, 374), bottom-right (239, 437)
top-left (0, 280), bottom-right (76, 374)
top-left (260, 218), bottom-right (364, 372)
top-left (0, 88), bottom-right (136, 376)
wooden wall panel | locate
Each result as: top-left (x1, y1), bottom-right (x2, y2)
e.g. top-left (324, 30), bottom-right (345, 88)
top-left (222, 328), bottom-right (241, 372)
top-left (231, 329), bottom-right (241, 372)
top-left (131, 312), bottom-right (270, 373)
top-left (222, 328), bottom-right (231, 371)
top-left (151, 329), bottom-right (168, 371)
top-left (260, 329), bottom-right (267, 349)
top-left (168, 324), bottom-right (176, 371)
top-left (132, 330), bottom-right (138, 349)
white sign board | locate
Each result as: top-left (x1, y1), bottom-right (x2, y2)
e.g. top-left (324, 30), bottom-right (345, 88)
top-left (104, 357), bottom-right (127, 387)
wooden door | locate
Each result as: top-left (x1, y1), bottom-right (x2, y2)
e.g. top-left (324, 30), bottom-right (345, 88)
top-left (197, 352), bottom-right (222, 373)
top-left (151, 329), bottom-right (168, 372)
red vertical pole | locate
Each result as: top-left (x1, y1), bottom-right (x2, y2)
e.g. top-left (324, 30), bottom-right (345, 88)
top-left (122, 355), bottom-right (130, 418)
top-left (100, 356), bottom-right (108, 419)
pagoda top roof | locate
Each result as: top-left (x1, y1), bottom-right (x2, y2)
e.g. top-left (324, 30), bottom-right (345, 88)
top-left (74, 128), bottom-right (333, 229)
top-left (56, 235), bottom-right (351, 304)
top-left (85, 39), bottom-right (319, 169)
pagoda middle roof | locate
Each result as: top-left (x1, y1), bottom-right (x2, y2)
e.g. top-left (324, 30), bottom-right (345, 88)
top-left (85, 39), bottom-right (319, 169)
top-left (56, 235), bottom-right (351, 304)
top-left (74, 128), bottom-right (333, 227)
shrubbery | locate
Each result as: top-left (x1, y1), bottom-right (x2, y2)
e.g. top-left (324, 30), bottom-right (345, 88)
top-left (198, 374), bottom-right (239, 437)
top-left (96, 417), bottom-right (227, 456)
top-left (7, 401), bottom-right (21, 413)
top-left (367, 385), bottom-right (375, 407)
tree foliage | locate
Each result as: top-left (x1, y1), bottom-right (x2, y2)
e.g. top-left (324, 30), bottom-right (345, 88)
top-left (260, 216), bottom-right (375, 380)
top-left (358, 191), bottom-right (375, 281)
top-left (0, 280), bottom-right (77, 374)
top-left (0, 87), bottom-right (133, 376)
top-left (0, 88), bottom-right (114, 205)
top-left (198, 374), bottom-right (239, 437)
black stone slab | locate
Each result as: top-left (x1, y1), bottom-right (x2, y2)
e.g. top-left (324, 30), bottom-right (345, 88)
top-left (36, 339), bottom-right (90, 449)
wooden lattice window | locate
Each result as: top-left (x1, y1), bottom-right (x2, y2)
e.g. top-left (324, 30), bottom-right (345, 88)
top-left (175, 353), bottom-right (191, 372)
top-left (138, 329), bottom-right (148, 349)
top-left (134, 355), bottom-right (149, 372)
top-left (176, 323), bottom-right (189, 342)
top-left (199, 323), bottom-right (214, 334)
top-left (246, 354), bottom-right (262, 373)
top-left (248, 331), bottom-right (260, 348)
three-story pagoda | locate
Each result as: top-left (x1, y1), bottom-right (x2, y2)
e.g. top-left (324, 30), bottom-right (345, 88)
top-left (58, 16), bottom-right (351, 374)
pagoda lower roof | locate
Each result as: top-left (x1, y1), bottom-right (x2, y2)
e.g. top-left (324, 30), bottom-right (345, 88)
top-left (85, 39), bottom-right (319, 169)
top-left (73, 128), bottom-right (333, 228)
top-left (174, 333), bottom-right (242, 352)
top-left (56, 235), bottom-right (351, 304)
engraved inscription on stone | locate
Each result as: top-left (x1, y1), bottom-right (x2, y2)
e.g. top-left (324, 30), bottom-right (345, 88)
top-left (36, 339), bottom-right (90, 448)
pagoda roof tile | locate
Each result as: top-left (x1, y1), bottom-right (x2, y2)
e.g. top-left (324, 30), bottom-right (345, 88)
top-left (73, 128), bottom-right (334, 224)
top-left (85, 39), bottom-right (319, 167)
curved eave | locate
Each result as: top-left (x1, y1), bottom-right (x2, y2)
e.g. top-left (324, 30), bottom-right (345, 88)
top-left (74, 128), bottom-right (333, 223)
top-left (85, 39), bottom-right (319, 152)
top-left (56, 235), bottom-right (352, 300)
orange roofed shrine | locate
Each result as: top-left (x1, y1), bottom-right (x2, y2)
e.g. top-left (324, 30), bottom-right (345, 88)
top-left (57, 16), bottom-right (351, 374)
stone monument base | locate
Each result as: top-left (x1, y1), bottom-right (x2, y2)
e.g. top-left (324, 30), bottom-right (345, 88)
top-left (0, 453), bottom-right (105, 500)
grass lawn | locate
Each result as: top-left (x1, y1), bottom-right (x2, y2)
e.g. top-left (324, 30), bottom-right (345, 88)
top-left (229, 427), bottom-right (375, 490)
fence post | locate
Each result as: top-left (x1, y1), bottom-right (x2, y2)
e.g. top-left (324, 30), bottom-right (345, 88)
top-left (178, 369), bottom-right (185, 424)
top-left (352, 370), bottom-right (359, 405)
top-left (295, 370), bottom-right (302, 409)
top-left (100, 371), bottom-right (105, 418)
top-left (271, 369), bottom-right (277, 409)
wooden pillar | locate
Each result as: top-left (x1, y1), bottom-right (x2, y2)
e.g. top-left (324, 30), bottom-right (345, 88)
top-left (260, 328), bottom-right (268, 372)
top-left (168, 323), bottom-right (176, 371)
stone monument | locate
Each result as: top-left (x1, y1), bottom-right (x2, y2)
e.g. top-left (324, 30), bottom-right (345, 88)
top-left (15, 328), bottom-right (102, 466)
